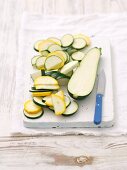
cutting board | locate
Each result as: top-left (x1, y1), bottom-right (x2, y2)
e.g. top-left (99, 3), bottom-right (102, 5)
top-left (23, 38), bottom-right (114, 128)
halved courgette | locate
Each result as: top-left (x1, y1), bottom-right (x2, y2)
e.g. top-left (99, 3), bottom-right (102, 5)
top-left (61, 34), bottom-right (74, 47)
top-left (68, 47), bottom-right (101, 99)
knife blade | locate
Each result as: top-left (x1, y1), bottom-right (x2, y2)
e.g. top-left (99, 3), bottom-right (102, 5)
top-left (94, 70), bottom-right (106, 125)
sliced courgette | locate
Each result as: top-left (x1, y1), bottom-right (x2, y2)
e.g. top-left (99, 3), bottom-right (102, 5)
top-left (34, 40), bottom-right (43, 52)
top-left (48, 44), bottom-right (62, 52)
top-left (61, 34), bottom-right (74, 47)
top-left (34, 76), bottom-right (58, 86)
top-left (52, 94), bottom-right (66, 115)
top-left (72, 38), bottom-right (87, 49)
top-left (24, 100), bottom-right (42, 114)
top-left (31, 56), bottom-right (40, 66)
top-left (47, 37), bottom-right (62, 46)
top-left (30, 71), bottom-right (42, 81)
top-left (38, 40), bottom-right (55, 52)
top-left (71, 51), bottom-right (85, 61)
top-left (45, 55), bottom-right (64, 70)
top-left (45, 71), bottom-right (70, 79)
top-left (32, 91), bottom-right (52, 97)
top-left (40, 50), bottom-right (49, 57)
top-left (35, 56), bottom-right (46, 70)
top-left (60, 61), bottom-right (79, 75)
top-left (62, 101), bottom-right (78, 116)
top-left (43, 96), bottom-right (53, 107)
top-left (35, 84), bottom-right (60, 90)
top-left (68, 47), bottom-right (101, 99)
top-left (24, 110), bottom-right (44, 119)
top-left (33, 97), bottom-right (47, 107)
top-left (66, 48), bottom-right (77, 56)
top-left (55, 51), bottom-right (68, 63)
top-left (74, 34), bottom-right (91, 46)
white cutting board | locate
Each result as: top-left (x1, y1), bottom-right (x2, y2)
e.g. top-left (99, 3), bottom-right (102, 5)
top-left (23, 38), bottom-right (114, 128)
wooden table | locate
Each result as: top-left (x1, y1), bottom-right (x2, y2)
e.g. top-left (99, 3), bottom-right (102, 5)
top-left (0, 0), bottom-right (127, 169)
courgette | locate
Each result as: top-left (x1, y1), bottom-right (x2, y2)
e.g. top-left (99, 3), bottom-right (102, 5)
top-left (61, 34), bottom-right (74, 47)
top-left (60, 61), bottom-right (79, 75)
top-left (72, 38), bottom-right (87, 49)
top-left (62, 101), bottom-right (78, 116)
top-left (33, 97), bottom-right (47, 107)
top-left (68, 47), bottom-right (101, 99)
top-left (71, 51), bottom-right (85, 61)
top-left (24, 110), bottom-right (44, 119)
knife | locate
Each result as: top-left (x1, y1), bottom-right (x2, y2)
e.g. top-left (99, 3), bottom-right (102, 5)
top-left (94, 70), bottom-right (106, 125)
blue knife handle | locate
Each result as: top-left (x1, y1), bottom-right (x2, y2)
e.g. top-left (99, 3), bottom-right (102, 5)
top-left (94, 94), bottom-right (103, 125)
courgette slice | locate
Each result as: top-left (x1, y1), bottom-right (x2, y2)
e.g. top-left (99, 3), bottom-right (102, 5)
top-left (72, 38), bottom-right (87, 49)
top-left (24, 100), bottom-right (42, 114)
top-left (68, 47), bottom-right (101, 99)
top-left (31, 56), bottom-right (40, 66)
top-left (38, 40), bottom-right (55, 52)
top-left (32, 91), bottom-right (52, 97)
top-left (52, 94), bottom-right (66, 115)
top-left (35, 56), bottom-right (46, 70)
top-left (61, 34), bottom-right (74, 47)
top-left (47, 37), bottom-right (62, 46)
top-left (34, 40), bottom-right (43, 52)
top-left (74, 34), bottom-right (91, 46)
top-left (35, 84), bottom-right (60, 90)
top-left (48, 44), bottom-right (62, 52)
top-left (40, 50), bottom-right (49, 57)
top-left (45, 55), bottom-right (64, 70)
top-left (33, 97), bottom-right (47, 107)
top-left (62, 101), bottom-right (78, 116)
top-left (60, 61), bottom-right (79, 75)
top-left (43, 96), bottom-right (53, 107)
top-left (55, 51), bottom-right (68, 63)
top-left (34, 76), bottom-right (58, 86)
top-left (45, 71), bottom-right (70, 79)
top-left (49, 96), bottom-right (71, 111)
top-left (71, 51), bottom-right (85, 61)
top-left (31, 71), bottom-right (42, 81)
top-left (24, 110), bottom-right (44, 119)
top-left (66, 48), bottom-right (77, 56)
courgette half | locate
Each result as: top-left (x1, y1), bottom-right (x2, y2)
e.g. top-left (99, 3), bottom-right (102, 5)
top-left (62, 101), bottom-right (78, 116)
top-left (68, 47), bottom-right (101, 99)
top-left (61, 34), bottom-right (74, 47)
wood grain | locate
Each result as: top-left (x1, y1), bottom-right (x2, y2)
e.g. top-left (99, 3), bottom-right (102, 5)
top-left (0, 0), bottom-right (127, 169)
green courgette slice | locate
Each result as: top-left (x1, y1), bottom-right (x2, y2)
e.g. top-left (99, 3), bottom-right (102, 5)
top-left (61, 34), bottom-right (74, 47)
top-left (62, 101), bottom-right (78, 116)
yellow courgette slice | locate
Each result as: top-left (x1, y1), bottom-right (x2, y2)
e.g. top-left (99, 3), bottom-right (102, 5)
top-left (38, 40), bottom-right (56, 52)
top-left (34, 76), bottom-right (58, 86)
top-left (32, 91), bottom-right (52, 97)
top-left (52, 94), bottom-right (66, 115)
top-left (74, 34), bottom-right (91, 46)
top-left (24, 100), bottom-right (42, 114)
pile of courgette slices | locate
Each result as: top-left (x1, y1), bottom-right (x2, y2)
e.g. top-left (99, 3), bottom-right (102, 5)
top-left (24, 34), bottom-right (101, 119)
